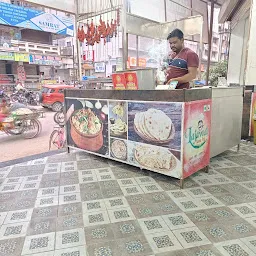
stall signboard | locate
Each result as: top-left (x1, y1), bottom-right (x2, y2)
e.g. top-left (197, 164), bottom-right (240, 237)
top-left (249, 92), bottom-right (256, 136)
top-left (29, 55), bottom-right (62, 66)
top-left (94, 62), bottom-right (105, 73)
top-left (0, 2), bottom-right (74, 36)
top-left (183, 99), bottom-right (212, 178)
top-left (0, 74), bottom-right (14, 84)
top-left (124, 72), bottom-right (138, 90)
top-left (14, 53), bottom-right (29, 62)
top-left (0, 51), bottom-right (14, 61)
top-left (65, 98), bottom-right (183, 179)
top-left (138, 58), bottom-right (147, 67)
top-left (112, 74), bottom-right (126, 90)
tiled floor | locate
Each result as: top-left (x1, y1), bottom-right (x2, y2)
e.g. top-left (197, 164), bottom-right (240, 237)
top-left (2, 143), bottom-right (256, 255)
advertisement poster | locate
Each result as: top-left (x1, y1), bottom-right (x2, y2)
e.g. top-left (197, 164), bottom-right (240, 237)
top-left (183, 99), bottom-right (212, 178)
top-left (250, 93), bottom-right (256, 136)
top-left (17, 65), bottom-right (26, 81)
top-left (0, 2), bottom-right (74, 36)
top-left (66, 98), bottom-right (109, 156)
top-left (127, 101), bottom-right (183, 179)
top-left (112, 74), bottom-right (126, 90)
top-left (14, 53), bottom-right (29, 62)
top-left (29, 55), bottom-right (62, 66)
top-left (0, 51), bottom-right (14, 61)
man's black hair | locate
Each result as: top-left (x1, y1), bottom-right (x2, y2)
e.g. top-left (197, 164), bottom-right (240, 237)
top-left (167, 29), bottom-right (184, 40)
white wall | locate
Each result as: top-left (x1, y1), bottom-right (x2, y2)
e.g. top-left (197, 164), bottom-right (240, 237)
top-left (227, 16), bottom-right (247, 84)
top-left (246, 0), bottom-right (256, 85)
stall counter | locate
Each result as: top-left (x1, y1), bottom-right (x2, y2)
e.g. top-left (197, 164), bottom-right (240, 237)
top-left (64, 89), bottom-right (213, 188)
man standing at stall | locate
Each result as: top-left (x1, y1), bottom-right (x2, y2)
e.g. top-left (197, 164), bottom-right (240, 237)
top-left (166, 29), bottom-right (199, 89)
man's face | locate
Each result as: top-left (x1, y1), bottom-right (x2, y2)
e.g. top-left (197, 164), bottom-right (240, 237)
top-left (169, 37), bottom-right (184, 53)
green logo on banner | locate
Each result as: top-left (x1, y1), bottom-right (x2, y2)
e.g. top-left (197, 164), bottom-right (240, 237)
top-left (186, 120), bottom-right (208, 149)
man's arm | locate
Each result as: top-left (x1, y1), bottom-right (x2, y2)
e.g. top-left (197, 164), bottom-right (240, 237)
top-left (167, 67), bottom-right (197, 84)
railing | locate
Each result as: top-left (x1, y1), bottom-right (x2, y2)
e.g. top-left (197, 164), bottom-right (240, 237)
top-left (2, 40), bottom-right (61, 56)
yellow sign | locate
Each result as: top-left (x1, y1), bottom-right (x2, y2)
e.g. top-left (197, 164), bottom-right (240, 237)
top-left (14, 53), bottom-right (29, 62)
top-left (41, 80), bottom-right (58, 85)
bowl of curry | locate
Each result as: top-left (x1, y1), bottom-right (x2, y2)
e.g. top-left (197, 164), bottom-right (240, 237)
top-left (70, 108), bottom-right (103, 152)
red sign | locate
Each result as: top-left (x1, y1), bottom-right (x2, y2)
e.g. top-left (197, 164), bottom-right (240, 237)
top-left (250, 93), bottom-right (256, 136)
top-left (124, 72), bottom-right (138, 90)
top-left (183, 99), bottom-right (212, 178)
top-left (83, 50), bottom-right (95, 62)
top-left (112, 74), bottom-right (126, 90)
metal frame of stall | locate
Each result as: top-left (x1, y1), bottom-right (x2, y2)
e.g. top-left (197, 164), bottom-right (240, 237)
top-left (75, 0), bottom-right (205, 81)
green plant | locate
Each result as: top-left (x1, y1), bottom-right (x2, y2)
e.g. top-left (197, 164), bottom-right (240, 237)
top-left (204, 60), bottom-right (228, 86)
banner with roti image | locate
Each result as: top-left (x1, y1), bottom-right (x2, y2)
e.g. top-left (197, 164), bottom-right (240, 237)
top-left (183, 99), bottom-right (212, 178)
top-left (65, 98), bottom-right (109, 156)
top-left (128, 101), bottom-right (182, 153)
top-left (127, 141), bottom-right (182, 179)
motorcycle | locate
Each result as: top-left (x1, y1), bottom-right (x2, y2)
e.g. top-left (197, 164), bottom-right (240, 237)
top-left (11, 89), bottom-right (38, 106)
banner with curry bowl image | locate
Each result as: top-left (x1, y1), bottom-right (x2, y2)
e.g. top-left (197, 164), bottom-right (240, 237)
top-left (65, 98), bottom-right (109, 156)
top-left (183, 99), bottom-right (212, 178)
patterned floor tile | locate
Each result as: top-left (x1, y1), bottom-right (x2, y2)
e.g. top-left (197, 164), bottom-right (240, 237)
top-left (199, 196), bottom-right (225, 209)
top-left (59, 184), bottom-right (80, 195)
top-left (0, 183), bottom-right (20, 193)
top-left (35, 196), bottom-right (58, 208)
top-left (117, 178), bottom-right (138, 187)
top-left (86, 240), bottom-right (117, 256)
top-left (111, 220), bottom-right (144, 240)
top-left (55, 228), bottom-right (85, 249)
top-left (22, 232), bottom-right (55, 255)
top-left (108, 207), bottom-right (136, 223)
top-left (4, 209), bottom-right (33, 224)
top-left (130, 204), bottom-right (160, 219)
top-left (173, 198), bottom-right (206, 212)
top-left (187, 187), bottom-right (213, 198)
top-left (2, 177), bottom-right (24, 185)
top-left (59, 193), bottom-right (81, 205)
top-left (0, 221), bottom-right (29, 239)
top-left (44, 163), bottom-right (61, 174)
top-left (54, 246), bottom-right (87, 256)
top-left (241, 235), bottom-right (256, 254)
top-left (57, 214), bottom-right (84, 231)
top-left (138, 216), bottom-right (170, 234)
top-left (120, 185), bottom-right (144, 196)
top-left (162, 213), bottom-right (195, 230)
top-left (135, 177), bottom-right (156, 185)
top-left (37, 187), bottom-right (59, 198)
top-left (116, 235), bottom-right (154, 256)
top-left (58, 203), bottom-right (83, 216)
top-left (140, 183), bottom-right (164, 194)
top-left (229, 203), bottom-right (256, 219)
top-left (82, 200), bottom-right (107, 213)
top-left (145, 231), bottom-right (182, 254)
top-left (85, 224), bottom-right (115, 245)
top-left (167, 190), bottom-right (194, 202)
top-left (104, 197), bottom-right (129, 210)
top-left (19, 181), bottom-right (40, 191)
top-left (101, 187), bottom-right (124, 199)
top-left (61, 161), bottom-right (77, 172)
top-left (172, 227), bottom-right (211, 249)
top-left (226, 220), bottom-right (256, 239)
top-left (27, 217), bottom-right (56, 235)
top-left (78, 173), bottom-right (98, 184)
top-left (32, 206), bottom-right (58, 219)
top-left (83, 210), bottom-right (110, 227)
top-left (0, 237), bottom-right (25, 256)
top-left (215, 239), bottom-right (256, 256)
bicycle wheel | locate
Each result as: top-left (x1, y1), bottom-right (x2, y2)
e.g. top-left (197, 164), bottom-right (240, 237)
top-left (54, 112), bottom-right (65, 126)
top-left (49, 129), bottom-right (63, 150)
top-left (22, 119), bottom-right (40, 139)
top-left (7, 120), bottom-right (24, 135)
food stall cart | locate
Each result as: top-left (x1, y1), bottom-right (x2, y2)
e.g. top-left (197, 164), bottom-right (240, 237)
top-left (65, 88), bottom-right (212, 188)
top-left (64, 86), bottom-right (243, 188)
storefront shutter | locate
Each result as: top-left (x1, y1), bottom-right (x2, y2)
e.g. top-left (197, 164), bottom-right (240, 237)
top-left (230, 0), bottom-right (251, 30)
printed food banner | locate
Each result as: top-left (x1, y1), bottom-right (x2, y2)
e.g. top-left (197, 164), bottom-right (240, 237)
top-left (250, 93), bottom-right (256, 137)
top-left (183, 99), bottom-right (212, 178)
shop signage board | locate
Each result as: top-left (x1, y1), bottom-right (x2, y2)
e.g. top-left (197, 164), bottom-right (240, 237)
top-left (0, 51), bottom-right (14, 61)
top-left (17, 65), bottom-right (26, 81)
top-left (14, 53), bottom-right (29, 62)
top-left (250, 92), bottom-right (256, 137)
top-left (65, 97), bottom-right (212, 181)
top-left (29, 55), bottom-right (62, 66)
top-left (94, 62), bottom-right (105, 73)
top-left (0, 2), bottom-right (74, 36)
